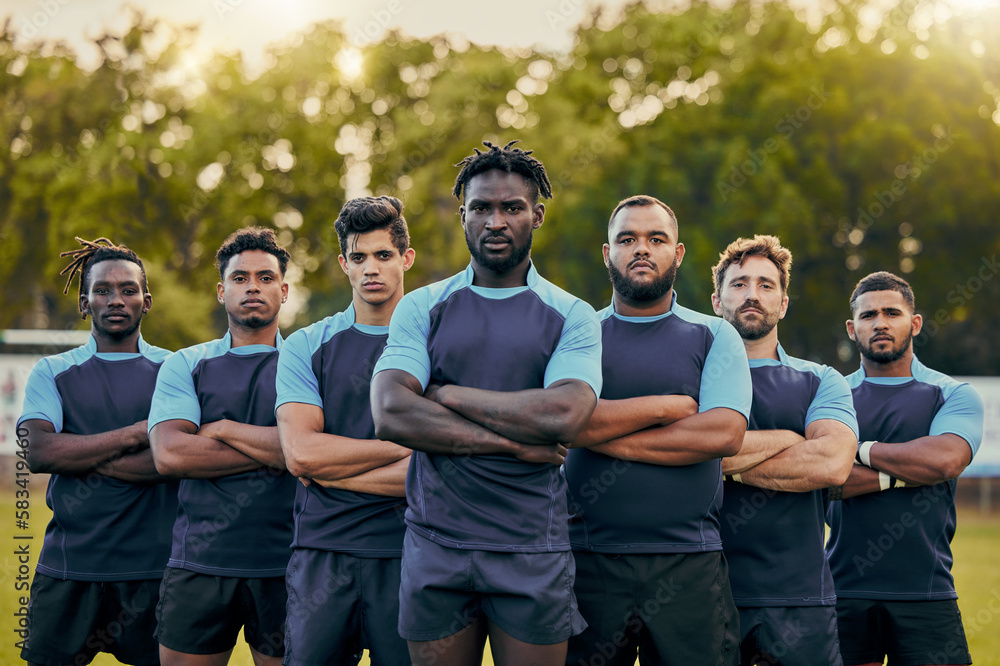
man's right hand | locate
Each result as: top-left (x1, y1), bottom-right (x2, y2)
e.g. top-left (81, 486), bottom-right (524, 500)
top-left (513, 443), bottom-right (568, 465)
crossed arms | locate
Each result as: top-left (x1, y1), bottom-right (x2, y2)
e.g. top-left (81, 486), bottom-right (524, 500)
top-left (150, 418), bottom-right (285, 479)
top-left (370, 369), bottom-right (597, 465)
top-left (24, 418), bottom-right (167, 483)
top-left (569, 393), bottom-right (745, 463)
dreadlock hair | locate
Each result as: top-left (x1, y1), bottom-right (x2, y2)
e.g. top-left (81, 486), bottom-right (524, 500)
top-left (59, 237), bottom-right (148, 319)
top-left (334, 196), bottom-right (410, 258)
top-left (216, 226), bottom-right (291, 279)
top-left (850, 271), bottom-right (915, 315)
top-left (452, 140), bottom-right (552, 203)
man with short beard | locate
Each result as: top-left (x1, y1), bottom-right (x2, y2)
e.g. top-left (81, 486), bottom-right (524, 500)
top-left (149, 227), bottom-right (298, 666)
top-left (825, 271), bottom-right (984, 666)
top-left (371, 141), bottom-right (602, 666)
top-left (711, 235), bottom-right (857, 666)
top-left (564, 195), bottom-right (752, 666)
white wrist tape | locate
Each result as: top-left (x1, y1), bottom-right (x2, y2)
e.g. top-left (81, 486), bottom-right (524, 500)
top-left (878, 471), bottom-right (892, 491)
top-left (858, 441), bottom-right (876, 467)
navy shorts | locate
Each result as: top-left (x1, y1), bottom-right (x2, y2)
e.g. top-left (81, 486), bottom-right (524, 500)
top-left (568, 551), bottom-right (740, 666)
top-left (737, 605), bottom-right (842, 666)
top-left (835, 598), bottom-right (971, 665)
top-left (20, 573), bottom-right (162, 666)
top-left (155, 567), bottom-right (286, 657)
top-left (283, 548), bottom-right (409, 666)
top-left (398, 529), bottom-right (586, 645)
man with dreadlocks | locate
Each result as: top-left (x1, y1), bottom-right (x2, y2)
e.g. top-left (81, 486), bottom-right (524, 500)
top-left (20, 237), bottom-right (178, 666)
top-left (149, 227), bottom-right (298, 666)
top-left (371, 140), bottom-right (602, 666)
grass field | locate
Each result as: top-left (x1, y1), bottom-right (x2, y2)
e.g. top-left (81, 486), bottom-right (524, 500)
top-left (1, 490), bottom-right (998, 666)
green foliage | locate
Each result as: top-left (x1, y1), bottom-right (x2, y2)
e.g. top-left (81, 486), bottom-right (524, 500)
top-left (3, 2), bottom-right (999, 373)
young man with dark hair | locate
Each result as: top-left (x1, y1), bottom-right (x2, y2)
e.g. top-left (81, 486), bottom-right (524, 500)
top-left (564, 195), bottom-right (752, 666)
top-left (149, 226), bottom-right (298, 666)
top-left (20, 237), bottom-right (177, 666)
top-left (826, 271), bottom-right (984, 666)
top-left (276, 196), bottom-right (415, 666)
top-left (370, 140), bottom-right (603, 666)
top-left (711, 235), bottom-right (858, 666)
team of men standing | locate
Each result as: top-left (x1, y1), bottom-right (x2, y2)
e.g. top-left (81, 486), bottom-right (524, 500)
top-left (19, 141), bottom-right (984, 666)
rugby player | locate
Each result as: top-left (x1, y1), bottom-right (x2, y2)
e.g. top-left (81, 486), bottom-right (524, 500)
top-left (370, 140), bottom-right (603, 666)
top-left (276, 196), bottom-right (415, 666)
top-left (149, 227), bottom-right (298, 666)
top-left (826, 271), bottom-right (984, 666)
top-left (564, 196), bottom-right (751, 666)
top-left (20, 237), bottom-right (177, 666)
top-left (712, 235), bottom-right (857, 666)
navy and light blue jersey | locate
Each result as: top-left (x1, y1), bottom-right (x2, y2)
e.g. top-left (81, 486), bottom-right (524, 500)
top-left (720, 345), bottom-right (858, 607)
top-left (18, 335), bottom-right (178, 582)
top-left (373, 263), bottom-right (602, 553)
top-left (826, 356), bottom-right (984, 601)
top-left (149, 331), bottom-right (297, 577)
top-left (276, 304), bottom-right (406, 557)
top-left (565, 297), bottom-right (753, 554)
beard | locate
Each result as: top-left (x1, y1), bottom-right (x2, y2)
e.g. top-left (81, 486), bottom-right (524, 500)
top-left (92, 311), bottom-right (143, 342)
top-left (466, 230), bottom-right (533, 275)
top-left (725, 300), bottom-right (781, 341)
top-left (607, 256), bottom-right (678, 303)
top-left (857, 331), bottom-right (912, 364)
top-left (234, 311), bottom-right (277, 330)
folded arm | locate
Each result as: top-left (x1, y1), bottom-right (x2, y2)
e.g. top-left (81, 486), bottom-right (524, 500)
top-left (866, 434), bottom-right (972, 486)
top-left (721, 429), bottom-right (804, 475)
top-left (23, 418), bottom-right (149, 475)
top-left (572, 395), bottom-right (698, 448)
top-left (197, 419), bottom-right (285, 470)
top-left (93, 449), bottom-right (169, 483)
top-left (150, 419), bottom-right (264, 478)
top-left (427, 378), bottom-right (597, 445)
top-left (731, 419), bottom-right (857, 492)
top-left (277, 402), bottom-right (410, 480)
top-left (311, 456), bottom-right (410, 497)
top-left (590, 407), bottom-right (746, 466)
top-left (371, 370), bottom-right (566, 465)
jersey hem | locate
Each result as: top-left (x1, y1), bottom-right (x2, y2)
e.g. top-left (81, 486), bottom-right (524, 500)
top-left (35, 564), bottom-right (165, 581)
top-left (570, 541), bottom-right (724, 553)
top-left (833, 591), bottom-right (958, 601)
top-left (167, 560), bottom-right (289, 578)
top-left (406, 524), bottom-right (571, 553)
top-left (733, 596), bottom-right (836, 607)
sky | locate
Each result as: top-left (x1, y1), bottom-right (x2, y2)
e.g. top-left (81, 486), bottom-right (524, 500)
top-left (2, 0), bottom-right (640, 70)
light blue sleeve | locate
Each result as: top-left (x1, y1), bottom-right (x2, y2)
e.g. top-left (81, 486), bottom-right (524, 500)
top-left (147, 351), bottom-right (202, 432)
top-left (276, 328), bottom-right (322, 410)
top-left (930, 383), bottom-right (985, 457)
top-left (543, 300), bottom-right (603, 399)
top-left (372, 291), bottom-right (432, 390)
top-left (18, 359), bottom-right (63, 432)
top-left (698, 320), bottom-right (752, 420)
top-left (806, 367), bottom-right (859, 438)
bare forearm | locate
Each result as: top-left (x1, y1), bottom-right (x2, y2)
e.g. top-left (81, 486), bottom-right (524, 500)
top-left (201, 420), bottom-right (285, 470)
top-left (287, 435), bottom-right (409, 480)
top-left (94, 450), bottom-right (168, 483)
top-left (431, 381), bottom-right (596, 445)
top-left (738, 441), bottom-right (851, 492)
top-left (593, 409), bottom-right (746, 466)
top-left (25, 420), bottom-right (148, 474)
top-left (830, 464), bottom-right (881, 499)
top-left (721, 429), bottom-right (804, 475)
top-left (372, 371), bottom-right (567, 465)
top-left (867, 435), bottom-right (971, 485)
top-left (314, 457), bottom-right (409, 497)
top-left (151, 427), bottom-right (263, 478)
top-left (574, 395), bottom-right (698, 448)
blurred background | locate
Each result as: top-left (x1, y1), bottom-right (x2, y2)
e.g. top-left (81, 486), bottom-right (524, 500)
top-left (1, 0), bottom-right (999, 662)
